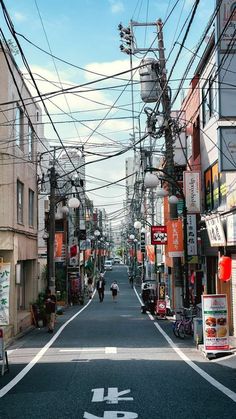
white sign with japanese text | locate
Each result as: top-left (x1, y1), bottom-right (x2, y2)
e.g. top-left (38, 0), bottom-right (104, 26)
top-left (0, 263), bottom-right (10, 325)
top-left (205, 215), bottom-right (226, 247)
top-left (226, 213), bottom-right (236, 245)
top-left (218, 0), bottom-right (236, 52)
top-left (187, 214), bottom-right (197, 256)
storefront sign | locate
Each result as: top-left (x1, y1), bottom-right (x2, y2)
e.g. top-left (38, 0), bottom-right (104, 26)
top-left (166, 219), bottom-right (184, 257)
top-left (187, 214), bottom-right (197, 256)
top-left (156, 300), bottom-right (166, 316)
top-left (0, 263), bottom-right (10, 325)
top-left (226, 213), bottom-right (236, 245)
top-left (218, 127), bottom-right (236, 171)
top-left (151, 225), bottom-right (167, 245)
top-left (202, 294), bottom-right (229, 352)
top-left (183, 171), bottom-right (201, 213)
top-left (205, 214), bottom-right (226, 247)
top-left (218, 0), bottom-right (236, 52)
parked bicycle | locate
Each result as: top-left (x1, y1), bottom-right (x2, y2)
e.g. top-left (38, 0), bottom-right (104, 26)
top-left (172, 307), bottom-right (197, 339)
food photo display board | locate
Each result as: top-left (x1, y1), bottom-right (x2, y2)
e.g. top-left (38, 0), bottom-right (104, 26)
top-left (202, 294), bottom-right (229, 353)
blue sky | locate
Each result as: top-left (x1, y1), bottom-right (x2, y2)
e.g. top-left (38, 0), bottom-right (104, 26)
top-left (0, 0), bottom-right (216, 224)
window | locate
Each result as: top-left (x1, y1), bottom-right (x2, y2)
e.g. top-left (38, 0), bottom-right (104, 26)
top-left (202, 76), bottom-right (214, 126)
top-left (28, 123), bottom-right (34, 160)
top-left (28, 189), bottom-right (34, 227)
top-left (15, 105), bottom-right (24, 149)
top-left (17, 180), bottom-right (24, 224)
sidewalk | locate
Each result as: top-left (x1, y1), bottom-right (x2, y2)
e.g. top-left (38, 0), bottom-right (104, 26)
top-left (157, 314), bottom-right (236, 370)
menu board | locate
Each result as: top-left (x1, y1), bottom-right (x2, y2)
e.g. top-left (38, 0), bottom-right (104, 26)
top-left (202, 294), bottom-right (229, 352)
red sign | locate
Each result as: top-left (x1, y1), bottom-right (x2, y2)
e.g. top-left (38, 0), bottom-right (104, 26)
top-left (151, 226), bottom-right (167, 245)
top-left (156, 300), bottom-right (166, 315)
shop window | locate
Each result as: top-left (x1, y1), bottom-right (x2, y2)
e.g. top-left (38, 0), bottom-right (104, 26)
top-left (204, 162), bottom-right (226, 212)
top-left (15, 104), bottom-right (24, 149)
top-left (28, 123), bottom-right (34, 160)
top-left (28, 189), bottom-right (34, 227)
top-left (17, 180), bottom-right (24, 224)
top-left (202, 76), bottom-right (214, 127)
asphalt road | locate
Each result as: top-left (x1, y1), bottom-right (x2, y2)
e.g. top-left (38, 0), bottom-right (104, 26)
top-left (0, 265), bottom-right (236, 418)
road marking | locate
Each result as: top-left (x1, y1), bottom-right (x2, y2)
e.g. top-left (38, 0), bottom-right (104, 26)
top-left (84, 411), bottom-right (138, 418)
top-left (134, 286), bottom-right (236, 403)
top-left (91, 387), bottom-right (133, 404)
top-left (154, 321), bottom-right (236, 403)
top-left (105, 347), bottom-right (117, 354)
top-left (0, 298), bottom-right (93, 398)
top-left (60, 348), bottom-right (103, 353)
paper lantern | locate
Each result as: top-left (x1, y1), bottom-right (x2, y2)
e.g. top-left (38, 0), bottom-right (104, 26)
top-left (218, 256), bottom-right (232, 282)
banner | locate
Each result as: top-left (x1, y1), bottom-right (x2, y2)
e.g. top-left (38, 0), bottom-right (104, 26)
top-left (0, 263), bottom-right (10, 325)
top-left (202, 294), bottom-right (229, 352)
top-left (166, 220), bottom-right (184, 257)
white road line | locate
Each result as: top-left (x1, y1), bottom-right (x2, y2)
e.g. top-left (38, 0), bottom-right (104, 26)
top-left (134, 286), bottom-right (236, 403)
top-left (105, 347), bottom-right (117, 354)
top-left (59, 348), bottom-right (102, 353)
top-left (154, 322), bottom-right (236, 403)
top-left (0, 297), bottom-right (94, 398)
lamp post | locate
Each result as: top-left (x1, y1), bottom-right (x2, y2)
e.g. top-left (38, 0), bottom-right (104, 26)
top-left (48, 194), bottom-right (80, 293)
top-left (144, 168), bottom-right (190, 308)
top-left (94, 230), bottom-right (101, 275)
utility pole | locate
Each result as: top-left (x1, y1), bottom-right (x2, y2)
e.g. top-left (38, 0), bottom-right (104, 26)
top-left (48, 150), bottom-right (57, 293)
top-left (157, 19), bottom-right (185, 308)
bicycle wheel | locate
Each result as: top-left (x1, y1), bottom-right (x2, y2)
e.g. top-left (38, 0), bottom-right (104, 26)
top-left (178, 322), bottom-right (186, 339)
top-left (173, 321), bottom-right (180, 337)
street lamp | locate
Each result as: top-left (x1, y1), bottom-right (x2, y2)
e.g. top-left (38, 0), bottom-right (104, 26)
top-left (94, 230), bottom-right (101, 274)
top-left (48, 195), bottom-right (80, 292)
top-left (144, 167), bottom-right (190, 308)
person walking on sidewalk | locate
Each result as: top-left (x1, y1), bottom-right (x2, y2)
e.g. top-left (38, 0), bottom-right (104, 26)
top-left (96, 274), bottom-right (105, 302)
top-left (44, 288), bottom-right (56, 333)
top-left (110, 280), bottom-right (119, 302)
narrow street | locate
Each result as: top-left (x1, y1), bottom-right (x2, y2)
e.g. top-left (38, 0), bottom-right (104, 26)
top-left (0, 265), bottom-right (236, 419)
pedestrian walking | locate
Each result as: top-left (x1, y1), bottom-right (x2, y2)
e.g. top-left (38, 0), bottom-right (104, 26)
top-left (87, 276), bottom-right (93, 299)
top-left (110, 280), bottom-right (119, 302)
top-left (44, 288), bottom-right (56, 333)
top-left (96, 274), bottom-right (105, 302)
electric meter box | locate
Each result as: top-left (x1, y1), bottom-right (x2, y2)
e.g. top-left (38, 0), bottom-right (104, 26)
top-left (139, 58), bottom-right (160, 103)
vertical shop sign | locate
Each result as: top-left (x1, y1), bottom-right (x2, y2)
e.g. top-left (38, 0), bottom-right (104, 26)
top-left (166, 220), bottom-right (184, 257)
top-left (218, 0), bottom-right (236, 52)
top-left (183, 171), bottom-right (201, 213)
top-left (202, 294), bottom-right (229, 353)
top-left (187, 214), bottom-right (197, 256)
top-left (0, 263), bottom-right (10, 325)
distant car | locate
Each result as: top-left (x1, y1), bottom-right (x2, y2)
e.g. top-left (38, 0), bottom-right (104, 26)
top-left (113, 257), bottom-right (121, 264)
top-left (104, 260), bottom-right (113, 271)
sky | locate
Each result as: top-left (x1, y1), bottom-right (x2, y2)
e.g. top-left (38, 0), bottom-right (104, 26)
top-left (0, 0), bottom-right (216, 229)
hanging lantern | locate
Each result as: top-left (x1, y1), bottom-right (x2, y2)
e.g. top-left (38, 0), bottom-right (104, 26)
top-left (218, 256), bottom-right (232, 282)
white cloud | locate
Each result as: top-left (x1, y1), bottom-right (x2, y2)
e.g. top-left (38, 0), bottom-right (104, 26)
top-left (13, 11), bottom-right (27, 22)
top-left (108, 0), bottom-right (124, 14)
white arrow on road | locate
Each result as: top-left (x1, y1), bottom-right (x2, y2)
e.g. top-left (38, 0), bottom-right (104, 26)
top-left (84, 411), bottom-right (138, 419)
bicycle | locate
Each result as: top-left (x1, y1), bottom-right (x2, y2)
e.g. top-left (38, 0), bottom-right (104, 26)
top-left (176, 307), bottom-right (197, 339)
top-left (172, 310), bottom-right (184, 337)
